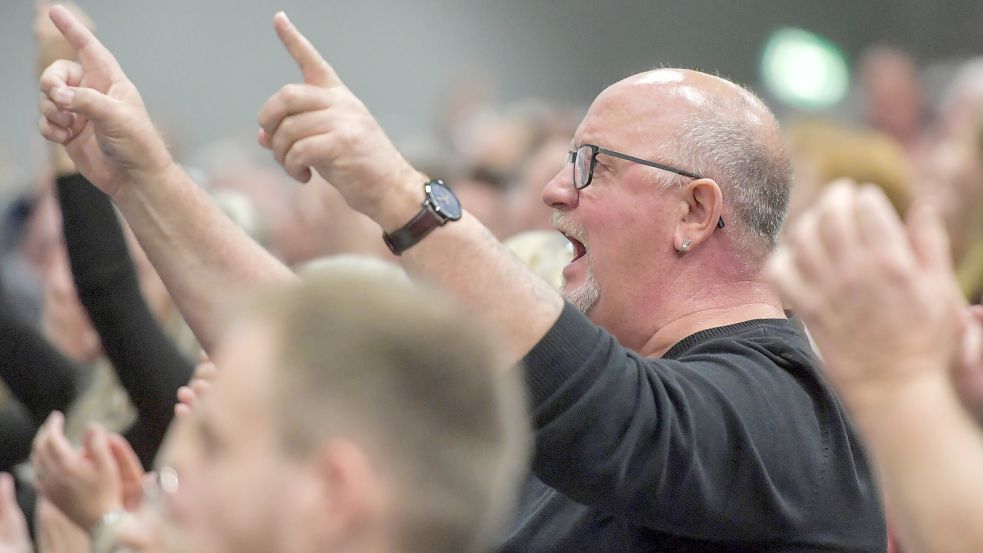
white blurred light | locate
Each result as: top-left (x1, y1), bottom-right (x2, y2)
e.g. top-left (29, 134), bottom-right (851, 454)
top-left (761, 27), bottom-right (849, 109)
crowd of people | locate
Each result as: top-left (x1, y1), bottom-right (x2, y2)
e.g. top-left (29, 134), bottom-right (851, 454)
top-left (0, 2), bottom-right (980, 552)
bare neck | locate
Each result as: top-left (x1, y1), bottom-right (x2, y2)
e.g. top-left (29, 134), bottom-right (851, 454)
top-left (634, 278), bottom-right (786, 358)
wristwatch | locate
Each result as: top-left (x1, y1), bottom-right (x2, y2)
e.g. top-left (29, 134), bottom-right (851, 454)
top-left (383, 179), bottom-right (462, 255)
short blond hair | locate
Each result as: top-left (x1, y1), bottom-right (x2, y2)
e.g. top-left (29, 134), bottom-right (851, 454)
top-left (252, 268), bottom-right (530, 553)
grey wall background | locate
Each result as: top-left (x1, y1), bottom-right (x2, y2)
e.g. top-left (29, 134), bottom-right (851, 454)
top-left (3, 0), bottom-right (983, 184)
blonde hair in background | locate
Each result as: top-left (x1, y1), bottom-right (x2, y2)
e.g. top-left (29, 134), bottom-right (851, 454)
top-left (787, 120), bottom-right (913, 216)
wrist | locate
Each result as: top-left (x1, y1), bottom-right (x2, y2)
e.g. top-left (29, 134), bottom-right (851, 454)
top-left (89, 508), bottom-right (130, 553)
top-left (76, 497), bottom-right (124, 533)
top-left (112, 161), bottom-right (185, 205)
top-left (371, 166), bottom-right (429, 233)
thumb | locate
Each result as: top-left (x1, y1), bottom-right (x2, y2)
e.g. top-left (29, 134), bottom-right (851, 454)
top-left (273, 11), bottom-right (341, 88)
top-left (107, 434), bottom-right (144, 511)
top-left (52, 85), bottom-right (119, 124)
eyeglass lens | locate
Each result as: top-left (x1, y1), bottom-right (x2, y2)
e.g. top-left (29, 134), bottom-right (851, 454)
top-left (574, 145), bottom-right (593, 189)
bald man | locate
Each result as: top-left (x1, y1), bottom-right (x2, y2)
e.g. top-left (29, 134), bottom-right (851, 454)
top-left (38, 8), bottom-right (884, 552)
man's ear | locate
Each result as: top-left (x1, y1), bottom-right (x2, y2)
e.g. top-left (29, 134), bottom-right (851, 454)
top-left (673, 178), bottom-right (724, 253)
top-left (307, 438), bottom-right (389, 547)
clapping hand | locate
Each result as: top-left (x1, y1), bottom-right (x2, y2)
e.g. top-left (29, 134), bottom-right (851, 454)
top-left (767, 182), bottom-right (969, 411)
top-left (31, 413), bottom-right (144, 530)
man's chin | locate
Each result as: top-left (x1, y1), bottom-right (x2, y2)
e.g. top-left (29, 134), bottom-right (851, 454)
top-left (561, 281), bottom-right (600, 315)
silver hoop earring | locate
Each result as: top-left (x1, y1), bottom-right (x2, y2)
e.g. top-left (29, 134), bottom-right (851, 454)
top-left (678, 239), bottom-right (692, 254)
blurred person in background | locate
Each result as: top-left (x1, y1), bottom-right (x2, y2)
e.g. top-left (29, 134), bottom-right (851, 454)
top-left (785, 119), bottom-right (913, 223)
top-left (200, 139), bottom-right (395, 265)
top-left (768, 181), bottom-right (983, 553)
top-left (932, 57), bottom-right (983, 145)
top-left (858, 46), bottom-right (927, 153)
top-left (918, 112), bottom-right (983, 303)
top-left (448, 100), bottom-right (559, 238)
top-left (502, 230), bottom-right (568, 290)
top-left (38, 9), bottom-right (886, 552)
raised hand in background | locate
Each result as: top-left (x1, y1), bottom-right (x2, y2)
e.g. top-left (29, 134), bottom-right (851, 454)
top-left (38, 5), bottom-right (175, 198)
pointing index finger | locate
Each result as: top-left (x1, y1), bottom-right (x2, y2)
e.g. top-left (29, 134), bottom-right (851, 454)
top-left (274, 11), bottom-right (341, 88)
top-left (49, 4), bottom-right (121, 76)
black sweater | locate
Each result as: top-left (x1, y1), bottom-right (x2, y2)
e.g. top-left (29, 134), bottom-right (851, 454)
top-left (55, 173), bottom-right (194, 467)
top-left (0, 175), bottom-right (193, 469)
top-left (500, 303), bottom-right (885, 552)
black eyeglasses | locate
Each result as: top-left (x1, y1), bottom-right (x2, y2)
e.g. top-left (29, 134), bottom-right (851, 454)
top-left (566, 143), bottom-right (724, 229)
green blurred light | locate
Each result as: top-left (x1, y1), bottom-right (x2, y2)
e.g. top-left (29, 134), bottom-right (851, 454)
top-left (761, 27), bottom-right (849, 109)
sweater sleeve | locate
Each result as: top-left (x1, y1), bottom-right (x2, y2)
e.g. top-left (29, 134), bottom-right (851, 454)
top-left (521, 302), bottom-right (845, 542)
top-left (55, 174), bottom-right (194, 465)
top-left (0, 297), bottom-right (77, 425)
top-left (0, 400), bottom-right (41, 472)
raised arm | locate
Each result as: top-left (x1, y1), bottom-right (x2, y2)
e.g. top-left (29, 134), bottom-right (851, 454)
top-left (257, 13), bottom-right (562, 361)
top-left (37, 6), bottom-right (294, 353)
top-left (36, 2), bottom-right (193, 463)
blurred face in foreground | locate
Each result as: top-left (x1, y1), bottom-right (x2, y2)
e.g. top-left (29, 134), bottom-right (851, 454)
top-left (152, 320), bottom-right (390, 553)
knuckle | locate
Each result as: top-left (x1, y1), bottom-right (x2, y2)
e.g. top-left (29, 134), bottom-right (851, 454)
top-left (279, 114), bottom-right (301, 138)
top-left (878, 257), bottom-right (910, 284)
top-left (870, 248), bottom-right (905, 275)
top-left (334, 127), bottom-right (357, 148)
top-left (285, 141), bottom-right (309, 169)
top-left (280, 83), bottom-right (305, 104)
top-left (292, 138), bottom-right (311, 159)
top-left (835, 269), bottom-right (862, 294)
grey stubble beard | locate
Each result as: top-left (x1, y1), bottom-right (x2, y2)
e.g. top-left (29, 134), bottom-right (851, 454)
top-left (561, 253), bottom-right (600, 314)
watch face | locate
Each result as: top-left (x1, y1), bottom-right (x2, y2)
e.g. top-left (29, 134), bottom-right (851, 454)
top-left (428, 181), bottom-right (463, 220)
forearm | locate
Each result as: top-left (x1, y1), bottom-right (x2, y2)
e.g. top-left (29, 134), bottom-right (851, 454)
top-left (110, 164), bottom-right (296, 352)
top-left (851, 374), bottom-right (983, 553)
top-left (378, 182), bottom-right (562, 361)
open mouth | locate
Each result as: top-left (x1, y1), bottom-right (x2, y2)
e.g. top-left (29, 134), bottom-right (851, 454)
top-left (560, 232), bottom-right (588, 263)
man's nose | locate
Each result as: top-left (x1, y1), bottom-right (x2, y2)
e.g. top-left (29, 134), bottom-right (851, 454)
top-left (541, 165), bottom-right (579, 210)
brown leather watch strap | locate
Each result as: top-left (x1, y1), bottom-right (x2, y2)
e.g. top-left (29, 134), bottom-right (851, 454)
top-left (382, 206), bottom-right (443, 255)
